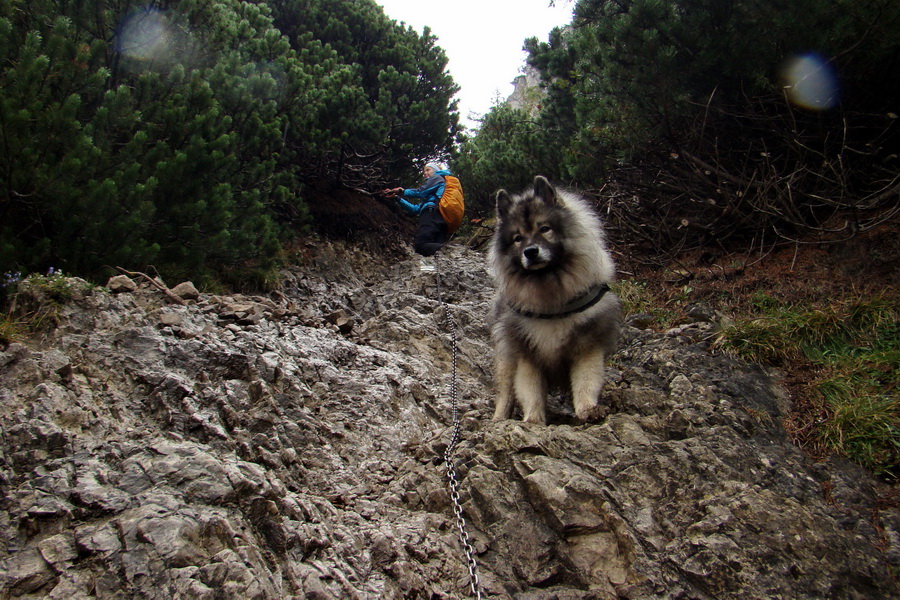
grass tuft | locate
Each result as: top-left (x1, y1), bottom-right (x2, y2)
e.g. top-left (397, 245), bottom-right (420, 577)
top-left (0, 312), bottom-right (25, 346)
top-left (716, 293), bottom-right (899, 481)
top-left (1, 269), bottom-right (92, 340)
top-left (613, 280), bottom-right (679, 327)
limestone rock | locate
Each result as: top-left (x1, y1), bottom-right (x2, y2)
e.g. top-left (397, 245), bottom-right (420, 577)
top-left (0, 242), bottom-right (896, 599)
top-left (171, 281), bottom-right (201, 301)
top-left (326, 309), bottom-right (354, 334)
top-left (106, 274), bottom-right (137, 293)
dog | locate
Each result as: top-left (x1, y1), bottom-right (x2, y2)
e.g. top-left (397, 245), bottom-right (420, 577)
top-left (488, 176), bottom-right (621, 425)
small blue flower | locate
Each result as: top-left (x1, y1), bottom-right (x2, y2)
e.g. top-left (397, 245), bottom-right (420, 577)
top-left (2, 271), bottom-right (21, 288)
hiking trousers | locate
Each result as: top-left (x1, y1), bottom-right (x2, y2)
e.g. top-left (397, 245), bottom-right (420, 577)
top-left (413, 206), bottom-right (449, 257)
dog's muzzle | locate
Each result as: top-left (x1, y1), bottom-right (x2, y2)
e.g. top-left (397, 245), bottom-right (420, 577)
top-left (521, 245), bottom-right (549, 270)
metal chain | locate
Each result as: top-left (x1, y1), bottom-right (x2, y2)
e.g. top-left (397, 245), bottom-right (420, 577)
top-left (433, 251), bottom-right (483, 599)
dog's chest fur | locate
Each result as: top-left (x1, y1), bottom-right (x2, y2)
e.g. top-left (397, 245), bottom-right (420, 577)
top-left (512, 313), bottom-right (583, 364)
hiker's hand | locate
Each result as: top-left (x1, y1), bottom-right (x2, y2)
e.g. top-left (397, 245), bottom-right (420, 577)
top-left (390, 187), bottom-right (403, 195)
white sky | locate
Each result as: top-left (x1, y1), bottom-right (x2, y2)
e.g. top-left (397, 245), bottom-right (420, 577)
top-left (375, 0), bottom-right (575, 130)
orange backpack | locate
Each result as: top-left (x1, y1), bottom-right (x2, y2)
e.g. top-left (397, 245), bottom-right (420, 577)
top-left (438, 175), bottom-right (465, 233)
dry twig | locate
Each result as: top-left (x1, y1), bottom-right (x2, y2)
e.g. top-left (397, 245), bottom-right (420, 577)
top-left (114, 267), bottom-right (186, 305)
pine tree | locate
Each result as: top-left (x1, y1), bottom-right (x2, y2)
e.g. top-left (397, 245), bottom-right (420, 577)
top-left (454, 105), bottom-right (555, 217)
top-left (267, 0), bottom-right (460, 183)
top-left (461, 0), bottom-right (899, 249)
top-left (0, 0), bottom-right (462, 282)
top-left (0, 0), bottom-right (307, 281)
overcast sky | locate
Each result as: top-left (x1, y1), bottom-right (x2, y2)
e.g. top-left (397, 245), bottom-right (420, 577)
top-left (375, 0), bottom-right (575, 130)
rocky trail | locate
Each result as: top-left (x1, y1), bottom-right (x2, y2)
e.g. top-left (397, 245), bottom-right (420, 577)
top-left (1, 239), bottom-right (897, 599)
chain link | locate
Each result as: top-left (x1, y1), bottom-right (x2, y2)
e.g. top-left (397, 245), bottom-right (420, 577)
top-left (434, 252), bottom-right (483, 599)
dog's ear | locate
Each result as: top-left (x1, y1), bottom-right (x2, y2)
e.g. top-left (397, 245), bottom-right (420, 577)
top-left (496, 189), bottom-right (512, 220)
top-left (533, 176), bottom-right (558, 206)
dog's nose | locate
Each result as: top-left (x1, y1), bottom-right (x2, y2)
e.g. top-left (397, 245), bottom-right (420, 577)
top-left (523, 246), bottom-right (540, 260)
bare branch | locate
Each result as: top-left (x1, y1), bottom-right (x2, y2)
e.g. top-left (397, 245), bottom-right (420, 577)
top-left (114, 267), bottom-right (186, 305)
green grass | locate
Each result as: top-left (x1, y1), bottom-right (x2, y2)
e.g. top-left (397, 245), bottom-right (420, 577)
top-left (613, 280), bottom-right (680, 327)
top-left (717, 296), bottom-right (899, 481)
top-left (0, 312), bottom-right (25, 346)
top-left (0, 269), bottom-right (90, 341)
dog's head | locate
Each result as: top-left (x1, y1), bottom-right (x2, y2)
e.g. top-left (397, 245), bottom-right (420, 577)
top-left (495, 176), bottom-right (566, 272)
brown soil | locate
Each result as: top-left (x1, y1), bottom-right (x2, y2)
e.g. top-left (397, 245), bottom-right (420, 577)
top-left (304, 184), bottom-right (416, 259)
top-left (620, 222), bottom-right (899, 310)
top-left (622, 221), bottom-right (900, 467)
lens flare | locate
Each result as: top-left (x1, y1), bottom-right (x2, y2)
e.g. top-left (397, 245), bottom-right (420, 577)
top-left (118, 10), bottom-right (174, 62)
top-left (781, 53), bottom-right (839, 110)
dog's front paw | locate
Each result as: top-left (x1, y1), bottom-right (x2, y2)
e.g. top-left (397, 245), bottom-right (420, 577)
top-left (575, 404), bottom-right (609, 424)
top-left (492, 406), bottom-right (513, 421)
top-left (522, 414), bottom-right (548, 426)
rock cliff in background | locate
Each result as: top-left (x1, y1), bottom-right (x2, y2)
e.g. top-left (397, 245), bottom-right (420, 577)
top-left (506, 65), bottom-right (545, 116)
top-left (1, 241), bottom-right (897, 599)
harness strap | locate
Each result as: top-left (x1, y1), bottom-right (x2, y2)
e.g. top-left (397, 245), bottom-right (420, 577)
top-left (510, 282), bottom-right (610, 320)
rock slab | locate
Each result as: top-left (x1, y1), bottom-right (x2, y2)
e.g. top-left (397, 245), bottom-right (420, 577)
top-left (1, 242), bottom-right (897, 599)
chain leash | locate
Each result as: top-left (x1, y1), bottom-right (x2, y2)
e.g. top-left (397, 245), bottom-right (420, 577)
top-left (433, 252), bottom-right (483, 599)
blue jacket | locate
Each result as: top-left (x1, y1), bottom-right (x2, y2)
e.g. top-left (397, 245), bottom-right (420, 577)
top-left (397, 169), bottom-right (451, 215)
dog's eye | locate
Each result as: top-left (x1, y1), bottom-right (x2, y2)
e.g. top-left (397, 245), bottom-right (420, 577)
top-left (539, 225), bottom-right (552, 234)
top-left (512, 234), bottom-right (524, 243)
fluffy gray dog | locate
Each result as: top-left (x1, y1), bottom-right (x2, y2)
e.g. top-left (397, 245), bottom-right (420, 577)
top-left (489, 176), bottom-right (622, 424)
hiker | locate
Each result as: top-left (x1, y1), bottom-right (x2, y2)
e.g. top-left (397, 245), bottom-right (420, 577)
top-left (387, 162), bottom-right (452, 257)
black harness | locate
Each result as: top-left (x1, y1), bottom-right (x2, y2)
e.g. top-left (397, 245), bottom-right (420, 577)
top-left (510, 282), bottom-right (611, 320)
